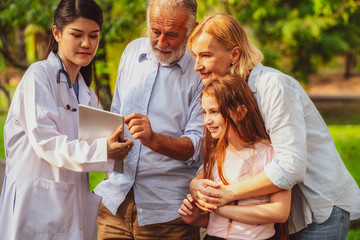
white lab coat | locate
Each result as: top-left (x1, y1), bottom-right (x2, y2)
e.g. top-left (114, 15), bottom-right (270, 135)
top-left (0, 52), bottom-right (114, 240)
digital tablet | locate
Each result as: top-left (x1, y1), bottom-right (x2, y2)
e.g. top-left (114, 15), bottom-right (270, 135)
top-left (78, 104), bottom-right (124, 172)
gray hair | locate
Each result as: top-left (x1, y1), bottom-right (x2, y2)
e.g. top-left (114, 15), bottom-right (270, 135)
top-left (147, 0), bottom-right (197, 37)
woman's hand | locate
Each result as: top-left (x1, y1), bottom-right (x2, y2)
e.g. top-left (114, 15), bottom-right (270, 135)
top-left (107, 125), bottom-right (133, 160)
top-left (190, 178), bottom-right (236, 211)
top-left (190, 178), bottom-right (220, 211)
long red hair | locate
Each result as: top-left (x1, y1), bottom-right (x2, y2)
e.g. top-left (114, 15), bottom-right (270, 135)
top-left (202, 75), bottom-right (290, 239)
top-left (201, 74), bottom-right (269, 184)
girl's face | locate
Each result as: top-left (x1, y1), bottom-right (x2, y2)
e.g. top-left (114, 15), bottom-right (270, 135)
top-left (53, 17), bottom-right (100, 73)
top-left (191, 33), bottom-right (233, 85)
top-left (202, 94), bottom-right (226, 139)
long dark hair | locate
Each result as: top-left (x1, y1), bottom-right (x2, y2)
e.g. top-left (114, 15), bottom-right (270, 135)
top-left (46, 0), bottom-right (103, 87)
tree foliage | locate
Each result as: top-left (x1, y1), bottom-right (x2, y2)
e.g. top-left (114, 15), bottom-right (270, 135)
top-left (221, 0), bottom-right (360, 81)
top-left (0, 0), bottom-right (359, 108)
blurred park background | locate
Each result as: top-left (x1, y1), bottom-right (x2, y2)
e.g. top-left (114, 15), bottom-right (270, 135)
top-left (1, 0), bottom-right (360, 239)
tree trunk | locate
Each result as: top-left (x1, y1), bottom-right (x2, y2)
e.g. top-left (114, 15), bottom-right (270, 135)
top-left (344, 48), bottom-right (354, 79)
top-left (0, 84), bottom-right (11, 108)
top-left (15, 27), bottom-right (28, 67)
top-left (93, 37), bottom-right (112, 111)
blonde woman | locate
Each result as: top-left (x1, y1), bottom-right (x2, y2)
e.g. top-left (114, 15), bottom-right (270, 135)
top-left (188, 13), bottom-right (360, 240)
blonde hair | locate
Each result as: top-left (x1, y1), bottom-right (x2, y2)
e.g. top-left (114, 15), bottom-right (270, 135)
top-left (189, 13), bottom-right (264, 80)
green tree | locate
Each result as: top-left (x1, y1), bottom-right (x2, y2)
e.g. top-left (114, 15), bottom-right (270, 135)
top-left (94, 0), bottom-right (147, 110)
top-left (0, 0), bottom-right (148, 110)
top-left (225, 0), bottom-right (360, 81)
top-left (1, 0), bottom-right (359, 106)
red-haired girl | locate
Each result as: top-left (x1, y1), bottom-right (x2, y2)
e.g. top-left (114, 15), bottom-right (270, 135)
top-left (178, 75), bottom-right (290, 240)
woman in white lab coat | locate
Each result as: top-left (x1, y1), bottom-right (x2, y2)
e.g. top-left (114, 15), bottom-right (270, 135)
top-left (0, 0), bottom-right (133, 239)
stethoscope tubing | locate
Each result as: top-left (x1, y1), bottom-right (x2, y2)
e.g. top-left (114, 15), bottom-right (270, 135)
top-left (54, 53), bottom-right (77, 112)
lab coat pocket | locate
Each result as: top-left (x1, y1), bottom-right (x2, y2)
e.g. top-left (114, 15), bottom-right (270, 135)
top-left (26, 177), bottom-right (75, 235)
top-left (84, 192), bottom-right (102, 239)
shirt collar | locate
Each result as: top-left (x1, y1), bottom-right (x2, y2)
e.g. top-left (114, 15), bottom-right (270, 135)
top-left (138, 43), bottom-right (191, 74)
top-left (248, 62), bottom-right (264, 93)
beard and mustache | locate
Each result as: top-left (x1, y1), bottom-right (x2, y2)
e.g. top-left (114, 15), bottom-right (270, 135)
top-left (150, 36), bottom-right (188, 65)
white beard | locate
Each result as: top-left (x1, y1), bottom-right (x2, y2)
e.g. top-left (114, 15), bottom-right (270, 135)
top-left (151, 38), bottom-right (188, 64)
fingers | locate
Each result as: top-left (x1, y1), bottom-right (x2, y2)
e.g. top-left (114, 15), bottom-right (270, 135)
top-left (202, 179), bottom-right (221, 189)
top-left (198, 181), bottom-right (222, 200)
top-left (187, 194), bottom-right (194, 203)
top-left (123, 138), bottom-right (134, 148)
top-left (191, 179), bottom-right (222, 203)
top-left (118, 138), bottom-right (133, 153)
top-left (110, 125), bottom-right (124, 141)
top-left (178, 207), bottom-right (186, 216)
top-left (194, 199), bottom-right (217, 212)
top-left (178, 206), bottom-right (190, 216)
top-left (179, 198), bottom-right (195, 216)
top-left (107, 137), bottom-right (134, 160)
top-left (198, 190), bottom-right (221, 204)
top-left (128, 126), bottom-right (146, 139)
top-left (125, 113), bottom-right (153, 140)
top-left (124, 113), bottom-right (143, 125)
top-left (126, 118), bottom-right (146, 130)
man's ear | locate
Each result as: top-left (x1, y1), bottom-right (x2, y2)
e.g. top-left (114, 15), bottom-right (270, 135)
top-left (52, 25), bottom-right (61, 43)
top-left (230, 46), bottom-right (241, 65)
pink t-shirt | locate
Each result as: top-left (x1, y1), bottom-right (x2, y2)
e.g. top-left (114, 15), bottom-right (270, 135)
top-left (206, 141), bottom-right (275, 240)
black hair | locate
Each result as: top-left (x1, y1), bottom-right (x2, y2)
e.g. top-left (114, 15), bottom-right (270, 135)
top-left (46, 0), bottom-right (103, 87)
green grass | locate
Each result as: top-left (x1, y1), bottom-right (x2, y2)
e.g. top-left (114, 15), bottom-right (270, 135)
top-left (89, 172), bottom-right (107, 191)
top-left (348, 229), bottom-right (360, 240)
top-left (328, 125), bottom-right (360, 187)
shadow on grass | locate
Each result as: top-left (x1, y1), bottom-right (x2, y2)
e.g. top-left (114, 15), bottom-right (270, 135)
top-left (313, 99), bottom-right (360, 125)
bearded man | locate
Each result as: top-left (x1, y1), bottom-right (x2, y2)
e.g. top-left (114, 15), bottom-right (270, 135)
top-left (94, 0), bottom-right (203, 239)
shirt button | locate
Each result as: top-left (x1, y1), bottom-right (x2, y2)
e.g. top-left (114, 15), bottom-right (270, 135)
top-left (139, 209), bottom-right (143, 215)
top-left (79, 223), bottom-right (83, 230)
top-left (143, 109), bottom-right (146, 113)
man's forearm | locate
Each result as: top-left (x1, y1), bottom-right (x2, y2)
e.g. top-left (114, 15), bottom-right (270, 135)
top-left (141, 132), bottom-right (194, 161)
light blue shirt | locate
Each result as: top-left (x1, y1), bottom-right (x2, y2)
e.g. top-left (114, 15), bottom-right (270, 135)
top-left (249, 63), bottom-right (360, 232)
top-left (94, 38), bottom-right (203, 226)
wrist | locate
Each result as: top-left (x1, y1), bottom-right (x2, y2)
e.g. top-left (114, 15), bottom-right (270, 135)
top-left (140, 131), bottom-right (156, 147)
top-left (224, 185), bottom-right (236, 203)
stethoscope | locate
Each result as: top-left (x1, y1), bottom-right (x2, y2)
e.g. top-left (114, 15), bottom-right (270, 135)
top-left (55, 53), bottom-right (77, 112)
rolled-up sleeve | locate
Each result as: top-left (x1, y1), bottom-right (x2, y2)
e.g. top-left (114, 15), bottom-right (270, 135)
top-left (257, 73), bottom-right (307, 189)
top-left (182, 81), bottom-right (204, 167)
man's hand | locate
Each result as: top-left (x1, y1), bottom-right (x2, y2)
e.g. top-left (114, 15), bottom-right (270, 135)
top-left (125, 113), bottom-right (153, 146)
top-left (124, 112), bottom-right (194, 161)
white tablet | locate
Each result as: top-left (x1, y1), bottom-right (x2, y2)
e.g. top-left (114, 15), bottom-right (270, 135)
top-left (78, 104), bottom-right (124, 172)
